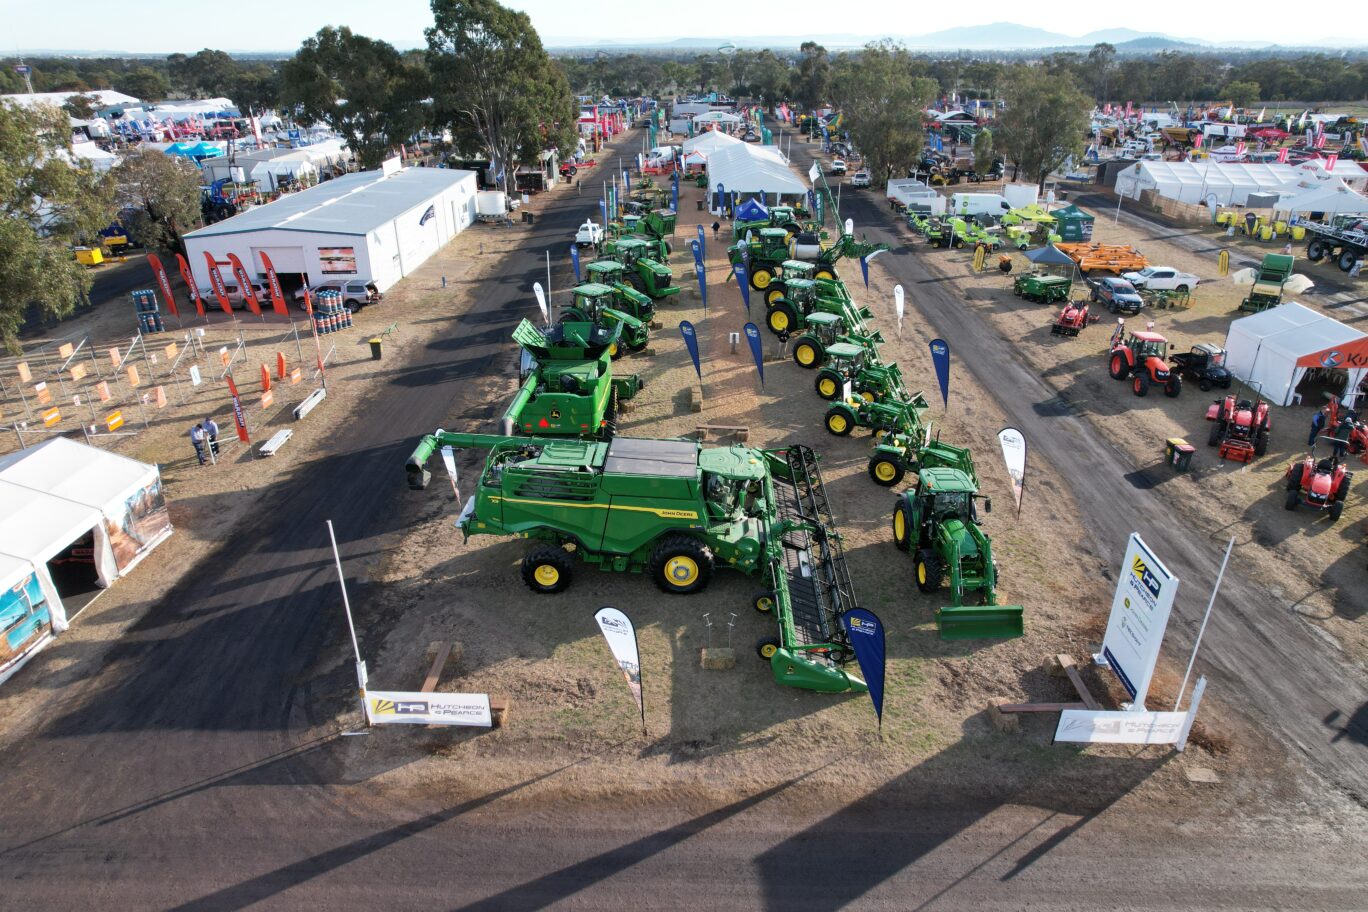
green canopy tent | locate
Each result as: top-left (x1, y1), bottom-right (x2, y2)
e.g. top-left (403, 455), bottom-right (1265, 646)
top-left (1052, 204), bottom-right (1095, 242)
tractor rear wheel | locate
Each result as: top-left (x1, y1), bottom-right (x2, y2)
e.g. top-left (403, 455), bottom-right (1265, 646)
top-left (755, 636), bottom-right (781, 660)
top-left (649, 535), bottom-right (715, 595)
top-left (868, 454), bottom-right (905, 487)
top-left (892, 500), bottom-right (913, 552)
top-left (1307, 240), bottom-right (1326, 262)
top-left (1286, 466), bottom-right (1304, 490)
top-left (814, 268), bottom-right (836, 282)
top-left (1254, 431), bottom-right (1268, 457)
top-left (914, 549), bottom-right (944, 593)
top-left (1164, 377), bottom-right (1181, 398)
top-left (1208, 422), bottom-right (1223, 446)
top-left (1109, 353), bottom-right (1127, 380)
top-left (521, 546), bottom-right (574, 594)
top-left (767, 302), bottom-right (798, 336)
top-left (1133, 376), bottom-right (1150, 397)
top-left (824, 405), bottom-right (856, 436)
top-left (1339, 251), bottom-right (1359, 273)
top-left (1337, 472), bottom-right (1354, 501)
top-left (752, 590), bottom-right (776, 614)
top-left (814, 370), bottom-right (843, 400)
top-left (1284, 489), bottom-right (1299, 511)
top-left (765, 285), bottom-right (786, 306)
top-left (750, 266), bottom-right (773, 290)
top-left (792, 337), bottom-right (824, 368)
top-left (1330, 500), bottom-right (1345, 522)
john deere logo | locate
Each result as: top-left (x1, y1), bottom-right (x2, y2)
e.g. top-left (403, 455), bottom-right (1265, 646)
top-left (1131, 555), bottom-right (1162, 598)
top-left (549, 408), bottom-right (561, 419)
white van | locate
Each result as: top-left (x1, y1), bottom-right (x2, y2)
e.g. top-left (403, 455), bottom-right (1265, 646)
top-left (949, 193), bottom-right (1012, 218)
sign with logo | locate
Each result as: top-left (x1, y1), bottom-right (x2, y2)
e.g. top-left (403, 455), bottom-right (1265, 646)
top-left (226, 376), bottom-right (250, 443)
top-left (106, 411), bottom-right (124, 431)
top-left (42, 407), bottom-right (60, 427)
top-left (189, 365), bottom-right (202, 387)
top-left (1055, 707), bottom-right (1189, 745)
top-left (743, 322), bottom-right (765, 386)
top-left (1296, 336), bottom-right (1368, 370)
top-left (929, 338), bottom-right (951, 408)
top-left (1096, 533), bottom-right (1178, 709)
top-left (679, 321), bottom-right (701, 380)
top-left (364, 690), bottom-right (492, 727)
top-left (997, 427), bottom-right (1027, 517)
top-left (841, 608), bottom-right (885, 726)
top-left (594, 606), bottom-right (645, 727)
top-left (147, 253), bottom-right (179, 318)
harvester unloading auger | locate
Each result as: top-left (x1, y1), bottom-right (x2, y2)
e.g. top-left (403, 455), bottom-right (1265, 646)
top-left (404, 432), bottom-right (868, 694)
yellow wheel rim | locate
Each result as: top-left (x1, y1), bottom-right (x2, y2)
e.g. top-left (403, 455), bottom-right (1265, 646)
top-left (893, 509), bottom-right (906, 542)
top-left (534, 564), bottom-right (560, 587)
top-left (753, 271), bottom-right (772, 289)
top-left (828, 414), bottom-right (848, 433)
top-left (861, 391), bottom-right (876, 402)
top-left (756, 596), bottom-right (774, 613)
top-left (917, 563), bottom-right (927, 584)
top-left (795, 344), bottom-right (817, 366)
top-left (818, 378), bottom-right (836, 397)
top-left (766, 288), bottom-right (784, 305)
top-left (760, 643), bottom-right (778, 658)
top-left (769, 310), bottom-right (789, 332)
top-left (664, 555), bottom-right (699, 586)
top-left (815, 270), bottom-right (834, 281)
top-left (609, 342), bottom-right (619, 356)
top-left (875, 461), bottom-right (897, 481)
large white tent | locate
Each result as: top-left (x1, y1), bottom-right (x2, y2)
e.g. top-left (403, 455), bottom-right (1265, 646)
top-left (706, 143), bottom-right (807, 201)
top-left (683, 130), bottom-right (741, 155)
top-left (1114, 161), bottom-right (1304, 206)
top-left (1224, 302), bottom-right (1368, 407)
top-left (1275, 181), bottom-right (1368, 217)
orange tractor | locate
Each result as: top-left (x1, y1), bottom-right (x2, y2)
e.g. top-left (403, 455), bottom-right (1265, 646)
top-left (1206, 394), bottom-right (1271, 462)
top-left (1107, 322), bottom-right (1181, 397)
top-left (1285, 449), bottom-right (1354, 521)
top-left (1051, 299), bottom-right (1096, 337)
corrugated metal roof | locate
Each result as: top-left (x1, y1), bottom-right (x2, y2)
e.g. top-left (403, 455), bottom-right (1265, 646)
top-left (184, 167), bottom-right (476, 239)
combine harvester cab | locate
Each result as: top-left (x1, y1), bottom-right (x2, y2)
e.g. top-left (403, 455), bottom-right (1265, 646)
top-left (503, 319), bottom-right (641, 438)
top-left (404, 433), bottom-right (868, 694)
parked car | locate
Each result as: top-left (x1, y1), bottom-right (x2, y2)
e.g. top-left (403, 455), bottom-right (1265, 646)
top-left (575, 221), bottom-right (604, 246)
top-left (1122, 266), bottom-right (1199, 293)
top-left (829, 158), bottom-right (847, 175)
top-left (1091, 277), bottom-right (1145, 314)
top-left (850, 170), bottom-right (871, 188)
top-left (200, 281), bottom-right (271, 311)
top-left (292, 279), bottom-right (382, 311)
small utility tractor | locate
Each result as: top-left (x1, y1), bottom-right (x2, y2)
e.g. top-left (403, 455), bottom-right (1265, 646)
top-left (925, 218), bottom-right (967, 249)
top-left (1013, 273), bottom-right (1072, 304)
top-left (813, 345), bottom-right (905, 402)
top-left (1285, 447), bottom-right (1354, 521)
top-left (405, 432), bottom-right (869, 693)
top-left (1171, 343), bottom-right (1233, 391)
top-left (890, 451), bottom-right (1024, 640)
top-left (758, 259), bottom-right (817, 306)
top-left (789, 312), bottom-right (883, 369)
top-left (596, 237), bottom-right (679, 300)
top-left (1050, 299), bottom-right (1096, 337)
top-left (1206, 392), bottom-right (1271, 462)
top-left (561, 282), bottom-right (652, 354)
top-left (503, 319), bottom-right (642, 438)
top-left (1107, 322), bottom-right (1181, 398)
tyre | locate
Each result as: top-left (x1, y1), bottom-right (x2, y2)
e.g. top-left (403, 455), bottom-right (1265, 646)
top-left (1307, 240), bottom-right (1326, 262)
top-left (648, 534), bottom-right (715, 595)
top-left (767, 302), bottom-right (798, 336)
top-left (1329, 500), bottom-right (1344, 522)
top-left (521, 546), bottom-right (574, 594)
top-left (814, 268), bottom-right (835, 282)
top-left (1254, 431), bottom-right (1268, 457)
top-left (792, 337), bottom-right (824, 368)
top-left (1164, 377), bottom-right (1181, 398)
top-left (1208, 422), bottom-right (1223, 447)
top-left (1109, 353), bottom-right (1128, 380)
top-left (765, 285), bottom-right (786, 306)
top-left (914, 549), bottom-right (944, 593)
top-left (755, 636), bottom-right (781, 660)
top-left (1108, 302), bottom-right (1119, 314)
top-left (824, 405), bottom-right (856, 436)
top-left (1337, 472), bottom-right (1354, 502)
top-left (1199, 378), bottom-right (1212, 392)
top-left (1176, 284), bottom-right (1189, 294)
top-left (1339, 251), bottom-right (1360, 273)
top-left (1133, 376), bottom-right (1150, 397)
top-left (752, 590), bottom-right (776, 614)
top-left (868, 454), bottom-right (905, 487)
top-left (814, 370), bottom-right (843, 400)
top-left (1286, 465), bottom-right (1304, 491)
top-left (892, 498), bottom-right (913, 552)
top-left (750, 266), bottom-right (773, 290)
top-left (1284, 488), bottom-right (1299, 511)
top-left (628, 273), bottom-right (646, 293)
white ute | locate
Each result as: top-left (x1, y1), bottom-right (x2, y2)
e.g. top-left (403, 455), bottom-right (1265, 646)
top-left (575, 221), bottom-right (604, 247)
top-left (1122, 265), bottom-right (1199, 292)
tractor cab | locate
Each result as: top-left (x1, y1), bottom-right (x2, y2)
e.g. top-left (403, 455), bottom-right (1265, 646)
top-left (1108, 326), bottom-right (1180, 397)
top-left (800, 311), bottom-right (845, 347)
top-left (569, 282), bottom-right (617, 318)
top-left (1127, 331), bottom-right (1170, 362)
top-left (824, 342), bottom-right (869, 375)
top-left (756, 227), bottom-right (791, 258)
top-left (614, 237), bottom-right (650, 266)
top-left (917, 468), bottom-right (980, 524)
top-left (780, 260), bottom-right (815, 281)
top-left (782, 278), bottom-right (818, 312)
top-left (586, 259), bottom-right (626, 284)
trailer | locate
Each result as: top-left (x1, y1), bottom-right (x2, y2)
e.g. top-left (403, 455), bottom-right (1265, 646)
top-left (1294, 216), bottom-right (1367, 274)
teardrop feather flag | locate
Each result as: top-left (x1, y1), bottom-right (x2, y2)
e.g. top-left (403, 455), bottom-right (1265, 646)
top-left (679, 321), bottom-right (701, 380)
top-left (744, 321), bottom-right (764, 386)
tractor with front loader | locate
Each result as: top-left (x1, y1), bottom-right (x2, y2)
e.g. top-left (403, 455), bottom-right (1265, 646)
top-left (766, 278), bottom-right (873, 340)
top-left (561, 282), bottom-right (653, 354)
top-left (891, 454), bottom-right (1024, 640)
top-left (788, 312), bottom-right (884, 369)
top-left (732, 204), bottom-right (812, 241)
top-left (813, 344), bottom-right (906, 403)
top-left (1107, 322), bottom-right (1182, 398)
top-left (502, 319), bottom-right (642, 438)
top-left (597, 237), bottom-right (680, 300)
top-left (405, 432), bottom-right (870, 694)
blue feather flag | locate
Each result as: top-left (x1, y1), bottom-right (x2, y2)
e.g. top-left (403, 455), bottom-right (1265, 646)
top-left (679, 321), bottom-right (701, 380)
top-left (570, 245), bottom-right (581, 282)
top-left (744, 322), bottom-right (764, 385)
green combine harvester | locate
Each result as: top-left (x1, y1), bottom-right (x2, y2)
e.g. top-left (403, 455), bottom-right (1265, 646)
top-left (562, 280), bottom-right (655, 354)
top-left (405, 433), bottom-right (869, 693)
top-left (890, 447), bottom-right (1024, 640)
top-left (596, 237), bottom-right (680, 300)
top-left (502, 319), bottom-right (641, 438)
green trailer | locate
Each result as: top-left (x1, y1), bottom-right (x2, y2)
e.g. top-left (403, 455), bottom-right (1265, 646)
top-left (502, 319), bottom-right (641, 438)
top-left (405, 433), bottom-right (869, 693)
top-left (890, 454), bottom-right (1024, 640)
top-left (1012, 273), bottom-right (1072, 303)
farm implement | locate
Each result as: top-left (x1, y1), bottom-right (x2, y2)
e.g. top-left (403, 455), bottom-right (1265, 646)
top-left (1206, 392), bottom-right (1270, 462)
top-left (1056, 243), bottom-right (1147, 275)
top-left (405, 433), bottom-right (869, 693)
top-left (1285, 447), bottom-right (1354, 521)
top-left (596, 237), bottom-right (679, 300)
top-left (561, 281), bottom-right (654, 354)
top-left (1012, 273), bottom-right (1072, 304)
top-left (502, 319), bottom-right (641, 438)
top-left (730, 227), bottom-right (889, 289)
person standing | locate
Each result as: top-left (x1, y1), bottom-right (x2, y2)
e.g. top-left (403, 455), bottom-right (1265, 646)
top-left (711, 220), bottom-right (720, 241)
top-left (189, 424), bottom-right (206, 466)
top-left (202, 417), bottom-right (220, 457)
top-left (1308, 407), bottom-right (1327, 446)
top-left (1333, 415), bottom-right (1354, 459)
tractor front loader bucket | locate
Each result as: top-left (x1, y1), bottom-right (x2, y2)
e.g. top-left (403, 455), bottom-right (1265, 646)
top-left (935, 604), bottom-right (1024, 640)
top-left (764, 444), bottom-right (868, 693)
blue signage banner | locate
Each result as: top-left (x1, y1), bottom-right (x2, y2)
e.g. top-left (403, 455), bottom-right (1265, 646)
top-left (744, 322), bottom-right (764, 385)
top-left (569, 245), bottom-right (581, 282)
top-left (929, 338), bottom-right (951, 408)
top-left (679, 321), bottom-right (701, 379)
top-left (841, 608), bottom-right (886, 727)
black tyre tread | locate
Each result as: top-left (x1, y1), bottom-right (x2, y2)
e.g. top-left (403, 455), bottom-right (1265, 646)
top-left (521, 546), bottom-right (574, 594)
top-left (647, 534), bottom-right (715, 595)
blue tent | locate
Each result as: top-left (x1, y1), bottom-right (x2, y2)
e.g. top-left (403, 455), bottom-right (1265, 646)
top-left (735, 197), bottom-right (769, 222)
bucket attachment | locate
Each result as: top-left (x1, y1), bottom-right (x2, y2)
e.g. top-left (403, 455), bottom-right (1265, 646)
top-left (935, 604), bottom-right (1024, 640)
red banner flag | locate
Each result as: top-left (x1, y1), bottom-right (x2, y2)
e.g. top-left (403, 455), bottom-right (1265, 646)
top-left (1277, 147), bottom-right (1289, 164)
top-left (1326, 153), bottom-right (1338, 172)
top-left (258, 251), bottom-right (290, 316)
top-left (260, 363), bottom-right (271, 393)
top-left (176, 253), bottom-right (205, 317)
top-left (226, 376), bottom-right (251, 443)
top-left (226, 253), bottom-right (262, 317)
top-left (204, 252), bottom-right (233, 315)
top-left (146, 253), bottom-right (179, 318)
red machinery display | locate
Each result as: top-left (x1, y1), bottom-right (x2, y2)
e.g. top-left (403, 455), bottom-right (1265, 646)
top-left (1107, 321), bottom-right (1181, 398)
top-left (1205, 395), bottom-right (1271, 463)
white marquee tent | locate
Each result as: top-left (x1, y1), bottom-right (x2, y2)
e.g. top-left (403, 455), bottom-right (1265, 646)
top-left (1275, 181), bottom-right (1368, 217)
top-left (1114, 161), bottom-right (1305, 206)
top-left (706, 143), bottom-right (807, 200)
top-left (1224, 302), bottom-right (1368, 407)
top-left (683, 130), bottom-right (741, 155)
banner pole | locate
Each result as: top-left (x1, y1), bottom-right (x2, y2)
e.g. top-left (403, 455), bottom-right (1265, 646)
top-left (1174, 537), bottom-right (1233, 710)
top-left (327, 519), bottom-right (370, 726)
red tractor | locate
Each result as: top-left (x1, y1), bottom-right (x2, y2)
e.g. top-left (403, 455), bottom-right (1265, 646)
top-left (1285, 450), bottom-right (1353, 521)
top-left (1050, 300), bottom-right (1096, 337)
top-left (1205, 395), bottom-right (1271, 462)
top-left (1107, 322), bottom-right (1181, 397)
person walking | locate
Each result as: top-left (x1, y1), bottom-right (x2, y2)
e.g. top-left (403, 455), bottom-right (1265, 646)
top-left (1332, 415), bottom-right (1354, 459)
top-left (1308, 406), bottom-right (1327, 446)
top-left (202, 417), bottom-right (220, 457)
top-left (711, 220), bottom-right (720, 241)
top-left (189, 424), bottom-right (207, 466)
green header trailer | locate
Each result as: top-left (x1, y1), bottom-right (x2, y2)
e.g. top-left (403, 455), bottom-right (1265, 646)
top-left (405, 432), bottom-right (868, 693)
top-left (503, 319), bottom-right (641, 438)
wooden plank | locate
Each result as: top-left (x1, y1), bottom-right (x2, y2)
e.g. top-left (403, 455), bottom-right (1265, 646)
top-left (996, 702), bottom-right (1089, 714)
top-left (489, 696), bottom-right (509, 729)
top-left (420, 642), bottom-right (453, 694)
top-left (1064, 664), bottom-right (1102, 711)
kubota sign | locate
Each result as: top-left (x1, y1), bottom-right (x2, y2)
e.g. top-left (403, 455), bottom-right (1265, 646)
top-left (1296, 336), bottom-right (1368, 369)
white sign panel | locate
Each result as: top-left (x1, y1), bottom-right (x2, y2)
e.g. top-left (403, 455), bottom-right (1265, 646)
top-left (364, 690), bottom-right (492, 727)
top-left (1055, 708), bottom-right (1188, 745)
top-left (997, 427), bottom-right (1026, 515)
top-left (1096, 534), bottom-right (1178, 709)
top-left (594, 606), bottom-right (643, 719)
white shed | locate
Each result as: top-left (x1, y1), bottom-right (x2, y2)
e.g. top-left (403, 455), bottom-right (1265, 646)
top-left (183, 166), bottom-right (478, 294)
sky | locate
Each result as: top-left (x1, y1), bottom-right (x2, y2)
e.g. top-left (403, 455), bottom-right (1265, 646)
top-left (1, 0), bottom-right (1353, 53)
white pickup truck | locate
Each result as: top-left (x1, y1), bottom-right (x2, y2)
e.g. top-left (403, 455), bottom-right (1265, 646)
top-left (1122, 265), bottom-right (1200, 293)
top-left (575, 221), bottom-right (604, 247)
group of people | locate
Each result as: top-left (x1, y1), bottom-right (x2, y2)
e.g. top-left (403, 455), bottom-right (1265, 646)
top-left (188, 418), bottom-right (221, 466)
top-left (1308, 406), bottom-right (1362, 458)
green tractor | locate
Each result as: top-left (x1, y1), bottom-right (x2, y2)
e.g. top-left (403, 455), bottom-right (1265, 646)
top-left (730, 228), bottom-right (797, 290)
top-left (813, 343), bottom-right (906, 403)
top-left (597, 237), bottom-right (679, 300)
top-left (732, 204), bottom-right (814, 242)
top-left (502, 319), bottom-right (642, 438)
top-left (891, 456), bottom-right (1024, 640)
top-left (788, 311), bottom-right (883, 369)
top-left (823, 388), bottom-right (929, 446)
top-left (561, 282), bottom-right (653, 354)
top-left (766, 281), bottom-right (874, 341)
top-left (405, 433), bottom-right (870, 694)
top-left (583, 259), bottom-right (661, 327)
top-left (613, 207), bottom-right (676, 244)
